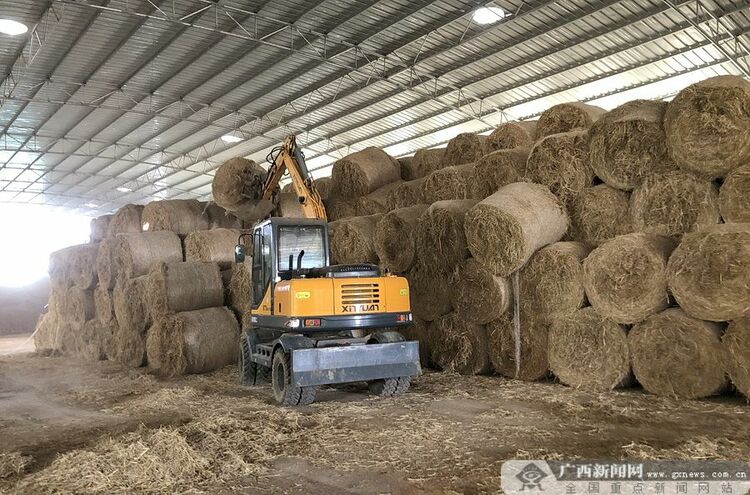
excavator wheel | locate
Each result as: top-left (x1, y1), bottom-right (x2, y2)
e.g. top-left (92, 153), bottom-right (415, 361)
top-left (239, 332), bottom-right (270, 386)
top-left (271, 349), bottom-right (317, 406)
top-left (367, 330), bottom-right (412, 397)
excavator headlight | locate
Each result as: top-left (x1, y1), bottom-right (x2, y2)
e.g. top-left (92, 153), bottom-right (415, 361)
top-left (285, 318), bottom-right (301, 328)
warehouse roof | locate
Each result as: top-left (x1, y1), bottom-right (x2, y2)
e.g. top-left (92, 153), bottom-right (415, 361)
top-left (0, 0), bottom-right (748, 213)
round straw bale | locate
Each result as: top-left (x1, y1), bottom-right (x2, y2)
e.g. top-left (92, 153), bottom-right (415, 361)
top-left (415, 199), bottom-right (478, 268)
top-left (520, 242), bottom-right (590, 322)
top-left (583, 233), bottom-right (675, 324)
top-left (96, 239), bottom-right (118, 290)
top-left (328, 215), bottom-right (383, 265)
top-left (314, 176), bottom-right (334, 201)
top-left (412, 148), bottom-right (446, 178)
top-left (589, 100), bottom-right (675, 190)
top-left (421, 163), bottom-right (475, 204)
top-left (114, 231), bottom-right (183, 279)
top-left (667, 224), bottom-right (750, 321)
top-left (400, 318), bottom-right (432, 368)
top-left (142, 199), bottom-right (210, 235)
top-left (112, 276), bottom-right (149, 367)
top-left (146, 262), bottom-right (223, 319)
top-left (664, 75), bottom-right (750, 178)
top-left (70, 244), bottom-right (99, 290)
top-left (146, 307), bottom-right (239, 377)
top-left (407, 262), bottom-right (452, 322)
top-left (548, 307), bottom-right (630, 391)
top-left (325, 196), bottom-right (357, 221)
top-left (386, 178), bottom-right (426, 210)
top-left (570, 184), bottom-right (632, 245)
top-left (724, 316), bottom-right (750, 398)
top-left (536, 102), bottom-right (606, 139)
top-left (629, 171), bottom-right (720, 237)
top-left (429, 312), bottom-right (490, 375)
top-left (464, 183), bottom-right (569, 276)
top-left (629, 308), bottom-right (726, 399)
top-left (487, 121), bottom-right (537, 152)
top-left (204, 202), bottom-right (241, 229)
top-left (441, 133), bottom-right (488, 167)
top-left (488, 312), bottom-right (549, 381)
top-left (90, 215), bottom-right (112, 242)
top-left (212, 157), bottom-right (267, 210)
top-left (107, 204), bottom-right (144, 236)
top-left (33, 312), bottom-right (59, 353)
top-left (94, 286), bottom-right (114, 324)
top-left (67, 287), bottom-right (95, 328)
top-left (719, 163), bottom-right (750, 223)
top-left (332, 147), bottom-right (400, 198)
top-left (525, 130), bottom-right (594, 207)
top-left (471, 148), bottom-right (529, 199)
top-left (355, 181), bottom-right (403, 215)
top-left (48, 246), bottom-right (78, 289)
top-left (277, 192), bottom-right (306, 218)
top-left (374, 204), bottom-right (429, 273)
top-left (184, 228), bottom-right (240, 269)
top-left (281, 183), bottom-right (293, 193)
top-left (397, 156), bottom-right (417, 181)
top-left (77, 319), bottom-right (109, 361)
top-left (228, 262), bottom-right (252, 314)
top-left (450, 258), bottom-right (511, 324)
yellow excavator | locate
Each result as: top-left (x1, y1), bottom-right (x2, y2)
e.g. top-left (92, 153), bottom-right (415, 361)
top-left (234, 135), bottom-right (421, 406)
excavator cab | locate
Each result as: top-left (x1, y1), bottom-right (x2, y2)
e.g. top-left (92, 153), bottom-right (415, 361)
top-left (236, 218), bottom-right (421, 406)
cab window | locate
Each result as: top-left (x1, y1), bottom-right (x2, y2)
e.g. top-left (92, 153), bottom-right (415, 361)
top-left (277, 225), bottom-right (326, 271)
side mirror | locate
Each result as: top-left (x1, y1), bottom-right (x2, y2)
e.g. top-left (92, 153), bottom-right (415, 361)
top-left (234, 244), bottom-right (246, 263)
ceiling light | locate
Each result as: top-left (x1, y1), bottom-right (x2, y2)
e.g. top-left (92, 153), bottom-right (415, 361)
top-left (142, 222), bottom-right (150, 231)
top-left (84, 202), bottom-right (98, 208)
top-left (116, 186), bottom-right (132, 193)
top-left (472, 6), bottom-right (508, 25)
top-left (0, 19), bottom-right (28, 36)
top-left (221, 133), bottom-right (243, 144)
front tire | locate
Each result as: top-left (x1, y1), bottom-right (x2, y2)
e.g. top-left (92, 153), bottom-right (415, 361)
top-left (367, 330), bottom-right (412, 397)
top-left (271, 350), bottom-right (317, 406)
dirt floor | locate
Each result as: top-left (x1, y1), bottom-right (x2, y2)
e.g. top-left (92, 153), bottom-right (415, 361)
top-left (0, 347), bottom-right (749, 494)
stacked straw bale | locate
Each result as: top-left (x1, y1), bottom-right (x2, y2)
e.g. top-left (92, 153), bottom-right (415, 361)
top-left (719, 164), bottom-right (750, 223)
top-left (450, 258), bottom-right (511, 324)
top-left (374, 205), bottom-right (428, 273)
top-left (107, 204), bottom-right (144, 236)
top-left (536, 102), bottom-right (605, 138)
top-left (415, 199), bottom-right (477, 268)
top-left (667, 224), bottom-right (750, 321)
top-left (464, 182), bottom-right (568, 276)
top-left (421, 163), bottom-right (475, 203)
top-left (141, 199), bottom-right (210, 235)
top-left (547, 307), bottom-right (631, 392)
top-left (355, 181), bottom-right (403, 215)
top-left (328, 214), bottom-right (383, 265)
top-left (429, 312), bottom-right (491, 375)
top-left (411, 148), bottom-right (446, 178)
top-left (570, 185), bottom-right (631, 245)
top-left (665, 75), bottom-right (750, 178)
top-left (89, 215), bottom-right (112, 243)
top-left (724, 316), bottom-right (750, 398)
top-left (525, 130), bottom-right (593, 207)
top-left (486, 121), bottom-right (537, 152)
top-left (147, 307), bottom-right (239, 377)
top-left (629, 171), bottom-right (720, 237)
top-left (114, 231), bottom-right (183, 279)
top-left (332, 147), bottom-right (400, 198)
top-left (629, 308), bottom-right (726, 399)
top-left (184, 228), bottom-right (241, 269)
top-left (386, 178), bottom-right (426, 210)
top-left (442, 133), bottom-right (487, 167)
top-left (583, 233), bottom-right (675, 324)
top-left (471, 148), bottom-right (528, 199)
top-left (211, 157), bottom-right (268, 221)
top-left (145, 262), bottom-right (224, 319)
top-left (588, 100), bottom-right (675, 190)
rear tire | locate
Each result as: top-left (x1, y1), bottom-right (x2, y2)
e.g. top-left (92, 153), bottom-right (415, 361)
top-left (239, 332), bottom-right (270, 386)
top-left (369, 376), bottom-right (411, 397)
top-left (271, 350), bottom-right (317, 406)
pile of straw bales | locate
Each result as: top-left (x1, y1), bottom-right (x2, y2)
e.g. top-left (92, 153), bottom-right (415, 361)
top-left (333, 74), bottom-right (750, 401)
top-left (34, 200), bottom-right (246, 377)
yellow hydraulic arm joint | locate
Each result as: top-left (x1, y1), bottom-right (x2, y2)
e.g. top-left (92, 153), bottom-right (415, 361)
top-left (260, 135), bottom-right (327, 221)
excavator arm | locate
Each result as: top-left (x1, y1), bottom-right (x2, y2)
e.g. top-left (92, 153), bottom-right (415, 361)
top-left (261, 135), bottom-right (327, 221)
